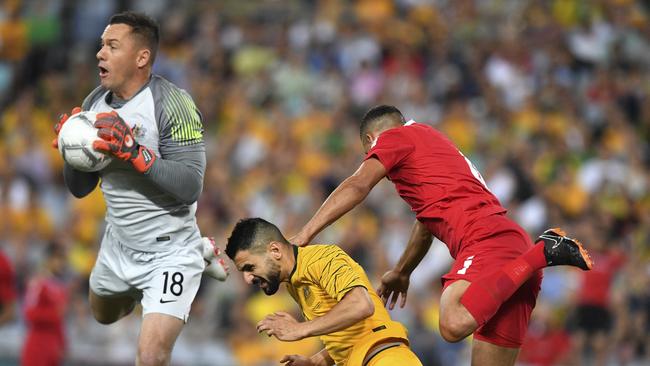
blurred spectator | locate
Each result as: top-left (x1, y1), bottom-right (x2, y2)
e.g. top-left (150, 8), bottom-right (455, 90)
top-left (0, 249), bottom-right (16, 326)
top-left (519, 303), bottom-right (572, 366)
top-left (21, 243), bottom-right (69, 366)
top-left (0, 0), bottom-right (648, 364)
top-left (567, 219), bottom-right (626, 366)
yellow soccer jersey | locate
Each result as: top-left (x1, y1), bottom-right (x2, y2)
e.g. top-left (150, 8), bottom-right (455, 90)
top-left (286, 244), bottom-right (406, 366)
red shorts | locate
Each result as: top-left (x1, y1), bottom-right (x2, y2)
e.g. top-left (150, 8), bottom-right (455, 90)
top-left (436, 214), bottom-right (543, 348)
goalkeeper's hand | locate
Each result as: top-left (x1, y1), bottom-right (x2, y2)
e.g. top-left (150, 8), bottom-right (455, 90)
top-left (52, 106), bottom-right (81, 149)
top-left (93, 110), bottom-right (156, 173)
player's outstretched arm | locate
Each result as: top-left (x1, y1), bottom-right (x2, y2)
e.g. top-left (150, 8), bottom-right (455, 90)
top-left (291, 159), bottom-right (386, 246)
top-left (257, 287), bottom-right (374, 341)
top-left (377, 220), bottom-right (433, 309)
top-left (280, 348), bottom-right (334, 366)
top-left (302, 286), bottom-right (375, 336)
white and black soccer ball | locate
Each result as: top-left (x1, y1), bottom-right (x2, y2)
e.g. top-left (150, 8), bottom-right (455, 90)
top-left (57, 111), bottom-right (112, 172)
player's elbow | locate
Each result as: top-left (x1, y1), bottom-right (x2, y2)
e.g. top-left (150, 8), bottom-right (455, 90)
top-left (343, 176), bottom-right (372, 203)
top-left (64, 166), bottom-right (98, 198)
top-left (179, 189), bottom-right (201, 205)
top-left (352, 290), bottom-right (375, 320)
top-left (176, 180), bottom-right (202, 205)
top-left (358, 298), bottom-right (375, 319)
top-left (68, 187), bottom-right (93, 199)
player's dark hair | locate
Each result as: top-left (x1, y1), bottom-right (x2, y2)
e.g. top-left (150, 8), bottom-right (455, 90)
top-left (360, 105), bottom-right (405, 139)
top-left (225, 218), bottom-right (290, 260)
top-left (109, 11), bottom-right (159, 64)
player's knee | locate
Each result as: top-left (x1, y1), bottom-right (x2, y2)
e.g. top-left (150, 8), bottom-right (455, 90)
top-left (90, 301), bottom-right (133, 325)
top-left (439, 325), bottom-right (465, 343)
top-left (439, 315), bottom-right (473, 343)
top-left (91, 308), bottom-right (120, 325)
top-left (89, 293), bottom-right (135, 325)
top-left (137, 347), bottom-right (170, 366)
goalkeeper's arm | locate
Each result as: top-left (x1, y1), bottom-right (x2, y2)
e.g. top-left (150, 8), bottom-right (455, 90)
top-left (63, 164), bottom-right (99, 198)
top-left (55, 106), bottom-right (99, 198)
top-left (143, 149), bottom-right (205, 205)
top-left (63, 150), bottom-right (204, 204)
top-left (92, 111), bottom-right (205, 205)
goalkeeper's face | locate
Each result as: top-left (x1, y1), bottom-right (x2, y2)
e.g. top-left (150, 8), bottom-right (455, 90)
top-left (96, 23), bottom-right (144, 94)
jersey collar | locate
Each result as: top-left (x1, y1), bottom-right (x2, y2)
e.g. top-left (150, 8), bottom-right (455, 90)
top-left (105, 74), bottom-right (154, 108)
top-left (289, 245), bottom-right (299, 281)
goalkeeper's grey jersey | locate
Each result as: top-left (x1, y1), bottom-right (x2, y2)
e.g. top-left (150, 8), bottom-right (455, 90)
top-left (82, 75), bottom-right (205, 251)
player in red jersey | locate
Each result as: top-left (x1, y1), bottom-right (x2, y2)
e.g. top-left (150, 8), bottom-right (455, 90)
top-left (21, 244), bottom-right (69, 366)
top-left (0, 250), bottom-right (16, 326)
top-left (571, 225), bottom-right (626, 366)
top-left (291, 105), bottom-right (593, 365)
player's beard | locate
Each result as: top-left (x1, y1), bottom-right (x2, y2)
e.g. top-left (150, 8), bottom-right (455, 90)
top-left (261, 258), bottom-right (282, 295)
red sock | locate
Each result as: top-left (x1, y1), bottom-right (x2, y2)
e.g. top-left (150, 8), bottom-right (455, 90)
top-left (460, 242), bottom-right (546, 326)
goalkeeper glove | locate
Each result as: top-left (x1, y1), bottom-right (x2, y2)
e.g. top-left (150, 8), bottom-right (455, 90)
top-left (52, 106), bottom-right (81, 149)
top-left (93, 111), bottom-right (157, 174)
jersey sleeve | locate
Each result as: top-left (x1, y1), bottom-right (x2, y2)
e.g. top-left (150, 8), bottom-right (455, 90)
top-left (364, 128), bottom-right (414, 173)
top-left (305, 248), bottom-right (367, 302)
top-left (154, 79), bottom-right (205, 155)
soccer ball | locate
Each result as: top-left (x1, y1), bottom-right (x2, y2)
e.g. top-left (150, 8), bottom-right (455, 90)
top-left (57, 111), bottom-right (112, 172)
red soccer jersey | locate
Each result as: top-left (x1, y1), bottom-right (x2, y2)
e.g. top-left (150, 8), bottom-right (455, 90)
top-left (576, 249), bottom-right (626, 307)
top-left (0, 252), bottom-right (16, 306)
top-left (23, 276), bottom-right (68, 345)
top-left (365, 121), bottom-right (506, 258)
top-left (519, 328), bottom-right (572, 366)
top-left (22, 275), bottom-right (68, 366)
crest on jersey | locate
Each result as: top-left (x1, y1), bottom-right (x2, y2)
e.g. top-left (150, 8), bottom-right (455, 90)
top-left (132, 124), bottom-right (147, 140)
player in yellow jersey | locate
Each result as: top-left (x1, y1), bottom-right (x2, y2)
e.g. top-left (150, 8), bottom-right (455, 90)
top-left (225, 218), bottom-right (422, 366)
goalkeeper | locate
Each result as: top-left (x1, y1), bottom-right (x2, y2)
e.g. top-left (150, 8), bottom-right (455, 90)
top-left (52, 11), bottom-right (227, 366)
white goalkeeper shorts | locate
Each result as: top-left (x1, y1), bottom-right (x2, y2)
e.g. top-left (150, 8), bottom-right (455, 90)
top-left (89, 224), bottom-right (205, 322)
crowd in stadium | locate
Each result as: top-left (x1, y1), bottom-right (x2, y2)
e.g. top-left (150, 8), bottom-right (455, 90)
top-left (0, 0), bottom-right (648, 365)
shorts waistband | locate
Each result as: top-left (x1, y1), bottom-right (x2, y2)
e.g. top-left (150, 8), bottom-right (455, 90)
top-left (362, 341), bottom-right (404, 366)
